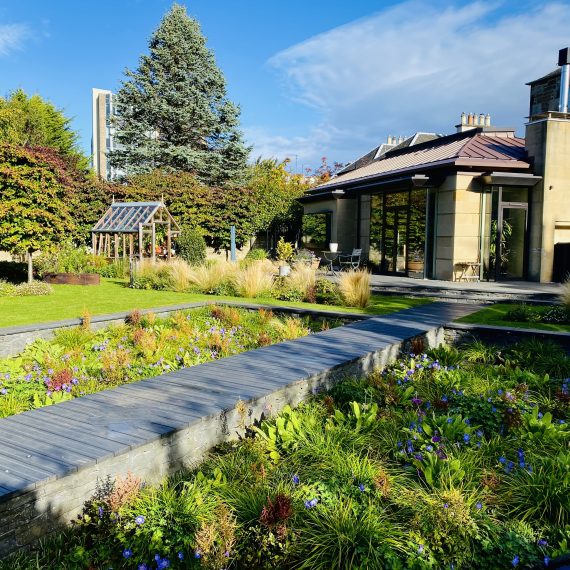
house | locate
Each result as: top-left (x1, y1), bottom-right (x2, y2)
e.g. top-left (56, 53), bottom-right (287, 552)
top-left (300, 49), bottom-right (570, 283)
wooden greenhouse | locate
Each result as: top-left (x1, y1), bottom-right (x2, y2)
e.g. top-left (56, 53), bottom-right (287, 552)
top-left (91, 201), bottom-right (181, 261)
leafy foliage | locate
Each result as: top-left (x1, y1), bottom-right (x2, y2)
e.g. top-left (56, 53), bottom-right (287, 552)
top-left (176, 226), bottom-right (207, 266)
top-left (0, 144), bottom-right (76, 264)
top-left (0, 89), bottom-right (88, 167)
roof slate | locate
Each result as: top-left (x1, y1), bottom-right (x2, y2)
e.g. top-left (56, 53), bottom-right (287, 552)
top-left (313, 130), bottom-right (528, 191)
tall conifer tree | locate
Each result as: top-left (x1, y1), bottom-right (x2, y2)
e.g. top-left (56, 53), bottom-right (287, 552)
top-left (109, 4), bottom-right (249, 185)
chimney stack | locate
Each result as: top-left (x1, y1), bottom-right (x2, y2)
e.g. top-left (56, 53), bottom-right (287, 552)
top-left (456, 112), bottom-right (491, 132)
top-left (559, 47), bottom-right (570, 113)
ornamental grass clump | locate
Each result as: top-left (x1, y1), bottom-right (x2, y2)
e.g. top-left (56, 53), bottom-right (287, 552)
top-left (339, 269), bottom-right (371, 308)
top-left (559, 278), bottom-right (570, 311)
top-left (187, 260), bottom-right (236, 294)
top-left (288, 265), bottom-right (317, 302)
top-left (167, 258), bottom-right (193, 292)
top-left (233, 260), bottom-right (274, 298)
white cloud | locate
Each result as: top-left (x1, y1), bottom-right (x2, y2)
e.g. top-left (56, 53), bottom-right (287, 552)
top-left (0, 23), bottom-right (29, 56)
top-left (249, 1), bottom-right (570, 166)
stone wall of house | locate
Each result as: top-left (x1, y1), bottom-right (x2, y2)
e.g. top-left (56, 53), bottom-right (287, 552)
top-left (526, 116), bottom-right (570, 282)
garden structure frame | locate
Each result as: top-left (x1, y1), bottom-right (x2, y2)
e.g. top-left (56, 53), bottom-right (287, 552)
top-left (91, 201), bottom-right (181, 261)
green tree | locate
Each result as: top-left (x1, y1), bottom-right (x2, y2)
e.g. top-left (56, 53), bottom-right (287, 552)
top-left (109, 4), bottom-right (249, 186)
top-left (0, 145), bottom-right (76, 281)
top-left (114, 170), bottom-right (258, 251)
top-left (247, 158), bottom-right (308, 232)
top-left (0, 89), bottom-right (88, 168)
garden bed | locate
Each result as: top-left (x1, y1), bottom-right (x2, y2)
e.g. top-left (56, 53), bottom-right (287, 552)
top-left (0, 305), bottom-right (317, 419)
top-left (455, 302), bottom-right (570, 333)
top-left (3, 337), bottom-right (568, 569)
top-left (43, 273), bottom-right (100, 286)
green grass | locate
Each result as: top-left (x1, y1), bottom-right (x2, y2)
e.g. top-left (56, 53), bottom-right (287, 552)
top-left (0, 278), bottom-right (430, 328)
top-left (456, 303), bottom-right (570, 333)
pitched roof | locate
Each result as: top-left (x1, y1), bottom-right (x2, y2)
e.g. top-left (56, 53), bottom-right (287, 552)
top-left (92, 202), bottom-right (178, 233)
top-left (526, 68), bottom-right (560, 86)
top-left (336, 132), bottom-right (441, 175)
top-left (312, 129), bottom-right (529, 191)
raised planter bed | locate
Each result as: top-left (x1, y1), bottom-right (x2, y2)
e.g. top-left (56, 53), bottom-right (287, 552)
top-left (43, 273), bottom-right (100, 286)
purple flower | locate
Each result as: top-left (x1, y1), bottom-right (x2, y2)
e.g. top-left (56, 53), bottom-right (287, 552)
top-left (358, 483), bottom-right (365, 492)
top-left (224, 551), bottom-right (230, 557)
top-left (178, 551), bottom-right (184, 560)
top-left (476, 502), bottom-right (483, 510)
top-left (194, 551), bottom-right (202, 559)
top-left (158, 559), bottom-right (170, 569)
top-left (538, 539), bottom-right (548, 547)
top-left (138, 565), bottom-right (149, 570)
top-left (463, 433), bottom-right (470, 443)
top-left (499, 456), bottom-right (506, 464)
top-left (431, 435), bottom-right (441, 443)
top-left (418, 544), bottom-right (424, 554)
top-left (412, 397), bottom-right (423, 406)
top-left (426, 445), bottom-right (433, 452)
top-left (292, 474), bottom-right (300, 485)
top-left (544, 556), bottom-right (551, 566)
top-left (135, 515), bottom-right (145, 525)
top-left (123, 548), bottom-right (133, 559)
top-left (441, 396), bottom-right (448, 403)
top-left (0, 388), bottom-right (7, 395)
top-left (305, 498), bottom-right (318, 509)
top-left (443, 503), bottom-right (449, 509)
top-left (512, 555), bottom-right (520, 567)
top-left (447, 418), bottom-right (453, 424)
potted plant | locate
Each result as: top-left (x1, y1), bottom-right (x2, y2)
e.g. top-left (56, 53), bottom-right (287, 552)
top-left (276, 237), bottom-right (294, 277)
top-left (329, 242), bottom-right (339, 253)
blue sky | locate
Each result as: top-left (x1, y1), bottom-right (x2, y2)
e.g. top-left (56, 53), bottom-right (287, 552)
top-left (0, 0), bottom-right (569, 170)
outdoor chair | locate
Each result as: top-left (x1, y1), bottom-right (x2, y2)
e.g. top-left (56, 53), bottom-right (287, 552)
top-left (338, 249), bottom-right (362, 271)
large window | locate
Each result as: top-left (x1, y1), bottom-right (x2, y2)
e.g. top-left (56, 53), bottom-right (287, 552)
top-left (369, 189), bottom-right (427, 277)
top-left (481, 186), bottom-right (529, 280)
top-left (301, 213), bottom-right (331, 254)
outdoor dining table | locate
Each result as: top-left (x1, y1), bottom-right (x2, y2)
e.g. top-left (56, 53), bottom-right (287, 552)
top-left (322, 250), bottom-right (343, 275)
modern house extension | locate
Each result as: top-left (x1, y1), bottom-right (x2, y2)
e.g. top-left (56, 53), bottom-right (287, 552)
top-left (300, 49), bottom-right (570, 283)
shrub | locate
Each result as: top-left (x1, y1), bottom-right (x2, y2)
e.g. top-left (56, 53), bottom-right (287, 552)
top-left (504, 303), bottom-right (540, 323)
top-left (245, 248), bottom-right (268, 261)
top-left (0, 279), bottom-right (16, 296)
top-left (541, 305), bottom-right (570, 324)
top-left (233, 261), bottom-right (274, 298)
top-left (95, 258), bottom-right (130, 279)
top-left (130, 260), bottom-right (173, 290)
top-left (338, 269), bottom-right (371, 308)
top-left (6, 281), bottom-right (53, 296)
top-left (314, 277), bottom-right (342, 305)
top-left (177, 225), bottom-right (207, 266)
top-left (35, 243), bottom-right (95, 276)
top-left (276, 237), bottom-right (294, 263)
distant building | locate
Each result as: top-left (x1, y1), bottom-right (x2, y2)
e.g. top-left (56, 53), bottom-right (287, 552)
top-left (300, 48), bottom-right (570, 283)
top-left (91, 88), bottom-right (118, 180)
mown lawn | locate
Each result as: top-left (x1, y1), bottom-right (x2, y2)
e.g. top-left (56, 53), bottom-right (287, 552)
top-left (455, 302), bottom-right (570, 333)
top-left (0, 278), bottom-right (430, 328)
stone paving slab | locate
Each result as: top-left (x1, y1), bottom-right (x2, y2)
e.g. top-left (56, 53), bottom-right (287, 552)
top-left (0, 301), bottom-right (478, 500)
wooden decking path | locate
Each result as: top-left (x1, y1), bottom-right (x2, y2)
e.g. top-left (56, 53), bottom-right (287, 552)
top-left (0, 302), bottom-right (477, 498)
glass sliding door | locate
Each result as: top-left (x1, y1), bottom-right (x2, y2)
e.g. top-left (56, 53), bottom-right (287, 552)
top-left (499, 205), bottom-right (527, 279)
top-left (368, 189), bottom-right (428, 277)
top-left (481, 186), bottom-right (530, 281)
